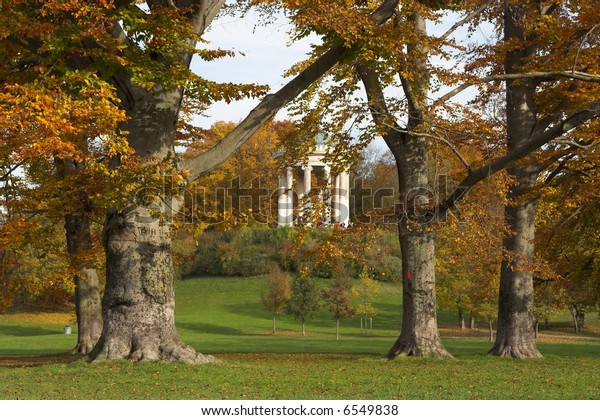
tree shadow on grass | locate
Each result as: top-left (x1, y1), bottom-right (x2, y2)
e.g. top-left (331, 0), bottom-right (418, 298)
top-left (0, 325), bottom-right (63, 337)
top-left (0, 353), bottom-right (78, 367)
top-left (177, 322), bottom-right (243, 336)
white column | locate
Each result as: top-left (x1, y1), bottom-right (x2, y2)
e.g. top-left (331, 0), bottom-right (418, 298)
top-left (286, 167), bottom-right (294, 223)
top-left (277, 167), bottom-right (294, 226)
top-left (303, 165), bottom-right (312, 196)
top-left (333, 173), bottom-right (340, 223)
top-left (301, 165), bottom-right (312, 222)
top-left (339, 171), bottom-right (350, 226)
top-left (324, 166), bottom-right (332, 224)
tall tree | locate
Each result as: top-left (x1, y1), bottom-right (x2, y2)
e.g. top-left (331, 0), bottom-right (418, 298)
top-left (285, 0), bottom-right (600, 359)
top-left (482, 1), bottom-right (600, 358)
top-left (2, 0), bottom-right (401, 362)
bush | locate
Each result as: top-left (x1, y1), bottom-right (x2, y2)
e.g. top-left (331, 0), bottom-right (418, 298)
top-left (175, 226), bottom-right (402, 280)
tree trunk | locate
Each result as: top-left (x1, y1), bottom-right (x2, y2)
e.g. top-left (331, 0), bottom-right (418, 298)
top-left (336, 319), bottom-right (339, 341)
top-left (489, 321), bottom-right (494, 342)
top-left (489, 183), bottom-right (542, 358)
top-left (64, 213), bottom-right (102, 355)
top-left (89, 207), bottom-right (215, 363)
top-left (489, 4), bottom-right (542, 359)
top-left (534, 319), bottom-right (538, 339)
top-left (388, 231), bottom-right (452, 358)
top-left (73, 269), bottom-right (103, 355)
top-left (302, 319), bottom-right (306, 336)
top-left (577, 309), bottom-right (585, 329)
top-left (569, 305), bottom-right (580, 334)
top-left (373, 13), bottom-right (451, 360)
top-left (469, 315), bottom-right (476, 329)
top-left (272, 315), bottom-right (276, 334)
top-left (458, 309), bottom-right (465, 330)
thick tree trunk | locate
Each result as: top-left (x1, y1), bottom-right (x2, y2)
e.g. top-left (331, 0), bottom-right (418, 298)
top-left (489, 182), bottom-right (542, 358)
top-left (388, 231), bottom-right (452, 358)
top-left (64, 213), bottom-right (102, 355)
top-left (489, 4), bottom-right (542, 359)
top-left (73, 269), bottom-right (103, 355)
top-left (89, 207), bottom-right (215, 363)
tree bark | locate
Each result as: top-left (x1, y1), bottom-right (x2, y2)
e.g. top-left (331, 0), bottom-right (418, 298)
top-left (388, 229), bottom-right (451, 358)
top-left (358, 13), bottom-right (451, 359)
top-left (489, 4), bottom-right (542, 359)
top-left (458, 309), bottom-right (465, 330)
top-left (489, 167), bottom-right (542, 358)
top-left (469, 314), bottom-right (476, 329)
top-left (272, 315), bottom-right (276, 334)
top-left (89, 207), bottom-right (215, 363)
top-left (64, 213), bottom-right (103, 355)
top-left (336, 319), bottom-right (339, 341)
top-left (489, 321), bottom-right (494, 342)
top-left (302, 319), bottom-right (306, 337)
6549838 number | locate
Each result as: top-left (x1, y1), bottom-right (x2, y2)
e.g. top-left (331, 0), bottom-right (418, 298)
top-left (342, 405), bottom-right (399, 416)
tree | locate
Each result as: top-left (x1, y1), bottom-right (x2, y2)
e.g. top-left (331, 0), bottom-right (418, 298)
top-left (321, 269), bottom-right (356, 340)
top-left (0, 57), bottom-right (127, 353)
top-left (286, 274), bottom-right (322, 336)
top-left (352, 268), bottom-right (381, 335)
top-left (475, 1), bottom-right (600, 358)
top-left (3, 0), bottom-right (400, 363)
top-left (260, 265), bottom-right (291, 334)
top-left (284, 0), bottom-right (600, 359)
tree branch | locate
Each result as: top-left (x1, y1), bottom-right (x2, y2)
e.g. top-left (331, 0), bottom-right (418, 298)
top-left (435, 71), bottom-right (600, 105)
top-left (439, 0), bottom-right (494, 41)
top-left (436, 102), bottom-right (600, 217)
top-left (182, 0), bottom-right (400, 180)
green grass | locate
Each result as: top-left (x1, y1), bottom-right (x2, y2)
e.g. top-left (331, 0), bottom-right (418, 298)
top-left (1, 276), bottom-right (599, 399)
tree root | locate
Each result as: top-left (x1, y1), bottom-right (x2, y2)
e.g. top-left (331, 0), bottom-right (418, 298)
top-left (488, 343), bottom-right (543, 359)
top-left (88, 336), bottom-right (219, 364)
top-left (388, 339), bottom-right (454, 359)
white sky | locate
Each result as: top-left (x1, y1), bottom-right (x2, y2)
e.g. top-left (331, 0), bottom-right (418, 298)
top-left (191, 9), bottom-right (494, 137)
top-left (191, 12), bottom-right (318, 127)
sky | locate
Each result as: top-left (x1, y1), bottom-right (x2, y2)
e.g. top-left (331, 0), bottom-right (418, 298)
top-left (190, 8), bottom-right (494, 144)
top-left (191, 12), bottom-right (318, 128)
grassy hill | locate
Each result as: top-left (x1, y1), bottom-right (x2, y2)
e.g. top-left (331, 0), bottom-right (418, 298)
top-left (0, 276), bottom-right (599, 399)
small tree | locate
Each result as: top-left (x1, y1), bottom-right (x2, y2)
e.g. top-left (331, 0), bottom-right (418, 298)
top-left (260, 266), bottom-right (291, 334)
top-left (352, 269), bottom-right (381, 334)
top-left (322, 272), bottom-right (356, 340)
top-left (286, 275), bottom-right (321, 336)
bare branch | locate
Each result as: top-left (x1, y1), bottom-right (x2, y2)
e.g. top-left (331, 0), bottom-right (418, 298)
top-left (550, 138), bottom-right (598, 150)
top-left (440, 0), bottom-right (494, 41)
top-left (436, 102), bottom-right (600, 216)
top-left (436, 71), bottom-right (600, 105)
top-left (573, 24), bottom-right (600, 73)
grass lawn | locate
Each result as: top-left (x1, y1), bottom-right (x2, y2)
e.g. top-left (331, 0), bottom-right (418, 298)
top-left (0, 276), bottom-right (599, 399)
